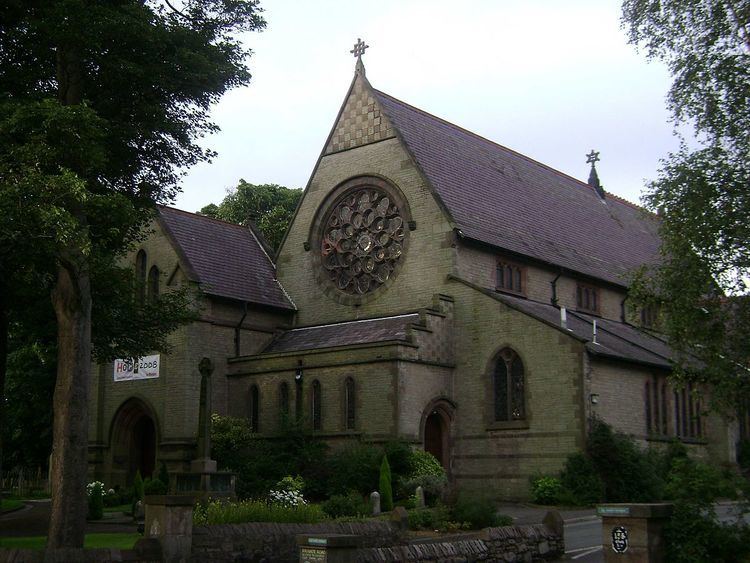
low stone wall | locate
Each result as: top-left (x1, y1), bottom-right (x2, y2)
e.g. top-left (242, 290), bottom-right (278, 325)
top-left (190, 520), bottom-right (403, 562)
top-left (356, 524), bottom-right (563, 562)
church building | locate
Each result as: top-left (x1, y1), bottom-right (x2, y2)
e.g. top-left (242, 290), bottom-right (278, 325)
top-left (88, 47), bottom-right (736, 500)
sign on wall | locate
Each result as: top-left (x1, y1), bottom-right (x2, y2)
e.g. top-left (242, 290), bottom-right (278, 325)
top-left (611, 526), bottom-right (629, 553)
top-left (113, 355), bottom-right (160, 382)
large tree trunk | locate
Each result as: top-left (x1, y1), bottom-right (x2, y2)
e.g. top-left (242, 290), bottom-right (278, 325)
top-left (47, 254), bottom-right (91, 549)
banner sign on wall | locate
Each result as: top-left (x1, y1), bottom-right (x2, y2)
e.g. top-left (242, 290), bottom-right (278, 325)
top-left (113, 355), bottom-right (160, 382)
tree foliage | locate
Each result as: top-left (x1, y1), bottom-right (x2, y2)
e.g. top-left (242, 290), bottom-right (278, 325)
top-left (622, 0), bottom-right (750, 409)
top-left (200, 180), bottom-right (302, 252)
top-left (0, 0), bottom-right (265, 547)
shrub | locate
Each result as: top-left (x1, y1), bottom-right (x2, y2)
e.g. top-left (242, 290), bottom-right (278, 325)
top-left (451, 493), bottom-right (502, 529)
top-left (321, 491), bottom-right (370, 519)
top-left (133, 471), bottom-right (145, 500)
top-left (143, 477), bottom-right (167, 495)
top-left (86, 481), bottom-right (104, 520)
top-left (158, 462), bottom-right (170, 491)
top-left (559, 453), bottom-right (605, 506)
top-left (269, 475), bottom-right (306, 507)
top-left (407, 504), bottom-right (452, 531)
top-left (324, 443), bottom-right (382, 497)
top-left (408, 449), bottom-right (445, 478)
top-left (193, 499), bottom-right (327, 526)
top-left (664, 457), bottom-right (750, 562)
top-left (398, 450), bottom-right (447, 504)
top-left (379, 454), bottom-right (393, 512)
top-left (587, 418), bottom-right (662, 502)
top-left (530, 476), bottom-right (563, 505)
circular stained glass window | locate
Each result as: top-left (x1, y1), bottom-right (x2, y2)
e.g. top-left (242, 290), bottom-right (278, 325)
top-left (320, 187), bottom-right (406, 295)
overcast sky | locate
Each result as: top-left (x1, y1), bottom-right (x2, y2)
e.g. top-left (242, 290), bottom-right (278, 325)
top-left (174, 0), bottom-right (682, 213)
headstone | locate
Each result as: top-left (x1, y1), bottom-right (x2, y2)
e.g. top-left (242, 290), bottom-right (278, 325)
top-left (415, 486), bottom-right (425, 509)
top-left (370, 491), bottom-right (380, 515)
top-left (391, 506), bottom-right (409, 531)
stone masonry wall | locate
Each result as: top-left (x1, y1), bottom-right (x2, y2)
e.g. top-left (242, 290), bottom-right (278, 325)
top-left (447, 279), bottom-right (586, 500)
top-left (455, 243), bottom-right (627, 322)
top-left (277, 129), bottom-right (456, 326)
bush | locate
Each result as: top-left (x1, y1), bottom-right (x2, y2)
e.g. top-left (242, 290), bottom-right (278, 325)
top-left (133, 471), bottom-right (145, 500)
top-left (407, 504), bottom-right (453, 531)
top-left (268, 475), bottom-right (306, 507)
top-left (86, 481), bottom-right (104, 520)
top-left (323, 443), bottom-right (382, 497)
top-left (559, 453), bottom-right (605, 506)
top-left (193, 499), bottom-right (327, 526)
top-left (379, 455), bottom-right (393, 512)
top-left (451, 493), bottom-right (502, 529)
top-left (530, 476), bottom-right (563, 505)
top-left (664, 457), bottom-right (750, 562)
top-left (408, 449), bottom-right (445, 478)
top-left (321, 491), bottom-right (370, 519)
top-left (143, 477), bottom-right (167, 496)
top-left (398, 450), bottom-right (447, 504)
top-left (587, 418), bottom-right (662, 502)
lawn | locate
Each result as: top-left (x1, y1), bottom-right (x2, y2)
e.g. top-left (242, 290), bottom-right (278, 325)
top-left (0, 533), bottom-right (141, 550)
top-left (0, 499), bottom-right (23, 512)
top-left (103, 503), bottom-right (132, 514)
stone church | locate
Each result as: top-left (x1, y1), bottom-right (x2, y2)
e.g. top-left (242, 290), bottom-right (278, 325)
top-left (88, 51), bottom-right (736, 500)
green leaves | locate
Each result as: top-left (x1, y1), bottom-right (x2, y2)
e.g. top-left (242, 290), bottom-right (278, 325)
top-left (622, 0), bottom-right (750, 412)
top-left (200, 180), bottom-right (302, 252)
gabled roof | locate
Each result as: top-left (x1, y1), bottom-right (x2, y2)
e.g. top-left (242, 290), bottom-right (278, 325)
top-left (157, 206), bottom-right (294, 310)
top-left (264, 313), bottom-right (419, 353)
top-left (372, 88), bottom-right (662, 287)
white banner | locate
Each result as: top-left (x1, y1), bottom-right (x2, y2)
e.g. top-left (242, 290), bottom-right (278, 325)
top-left (113, 355), bottom-right (160, 382)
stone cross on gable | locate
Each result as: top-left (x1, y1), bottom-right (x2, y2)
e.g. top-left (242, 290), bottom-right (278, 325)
top-left (586, 150), bottom-right (600, 166)
top-left (350, 38), bottom-right (369, 59)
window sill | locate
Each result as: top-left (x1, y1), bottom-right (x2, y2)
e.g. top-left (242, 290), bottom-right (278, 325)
top-left (646, 434), bottom-right (707, 445)
top-left (487, 420), bottom-right (529, 431)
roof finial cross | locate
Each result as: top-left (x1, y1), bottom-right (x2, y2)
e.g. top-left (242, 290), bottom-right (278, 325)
top-left (350, 38), bottom-right (369, 59)
top-left (586, 150), bottom-right (600, 166)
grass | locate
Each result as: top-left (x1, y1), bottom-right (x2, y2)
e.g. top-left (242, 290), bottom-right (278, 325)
top-left (0, 499), bottom-right (23, 512)
top-left (193, 499), bottom-right (327, 526)
top-left (0, 533), bottom-right (141, 550)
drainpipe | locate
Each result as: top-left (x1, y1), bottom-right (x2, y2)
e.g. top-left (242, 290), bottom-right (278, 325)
top-left (234, 301), bottom-right (249, 357)
top-left (620, 295), bottom-right (628, 323)
top-left (551, 271), bottom-right (562, 307)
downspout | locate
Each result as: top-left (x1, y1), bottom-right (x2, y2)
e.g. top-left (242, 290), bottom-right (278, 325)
top-left (620, 295), bottom-right (629, 323)
top-left (234, 301), bottom-right (249, 357)
top-left (550, 271), bottom-right (562, 307)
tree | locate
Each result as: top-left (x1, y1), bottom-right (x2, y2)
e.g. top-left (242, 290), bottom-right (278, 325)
top-left (622, 1), bottom-right (750, 411)
top-left (0, 0), bottom-right (265, 547)
top-left (200, 180), bottom-right (302, 252)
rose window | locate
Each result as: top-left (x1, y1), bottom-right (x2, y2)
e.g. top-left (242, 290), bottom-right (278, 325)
top-left (320, 187), bottom-right (405, 295)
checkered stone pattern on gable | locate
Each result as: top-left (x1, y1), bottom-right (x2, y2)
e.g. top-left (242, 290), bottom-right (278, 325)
top-left (325, 78), bottom-right (395, 154)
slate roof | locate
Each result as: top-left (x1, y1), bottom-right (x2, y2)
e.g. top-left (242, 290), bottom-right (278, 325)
top-left (157, 206), bottom-right (294, 310)
top-left (492, 291), bottom-right (673, 369)
top-left (373, 89), bottom-right (661, 287)
top-left (264, 313), bottom-right (420, 353)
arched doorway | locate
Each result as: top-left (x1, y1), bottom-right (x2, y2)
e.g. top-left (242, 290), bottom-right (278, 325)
top-left (422, 400), bottom-right (454, 472)
top-left (110, 398), bottom-right (158, 486)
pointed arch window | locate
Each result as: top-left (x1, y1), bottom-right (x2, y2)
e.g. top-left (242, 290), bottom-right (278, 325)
top-left (135, 250), bottom-right (147, 306)
top-left (311, 380), bottom-right (322, 431)
top-left (250, 385), bottom-right (259, 433)
top-left (493, 348), bottom-right (525, 422)
top-left (279, 382), bottom-right (290, 421)
top-left (148, 266), bottom-right (160, 302)
top-left (345, 377), bottom-right (356, 430)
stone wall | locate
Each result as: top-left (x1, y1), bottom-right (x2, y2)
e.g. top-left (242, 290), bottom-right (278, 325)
top-left (190, 520), bottom-right (403, 562)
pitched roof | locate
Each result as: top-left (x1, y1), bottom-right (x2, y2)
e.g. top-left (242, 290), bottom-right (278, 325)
top-left (372, 88), bottom-right (661, 287)
top-left (264, 313), bottom-right (419, 353)
top-left (491, 291), bottom-right (673, 369)
top-left (157, 206), bottom-right (294, 310)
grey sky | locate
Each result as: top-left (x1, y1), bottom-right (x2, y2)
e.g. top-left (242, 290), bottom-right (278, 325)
top-left (175, 0), bottom-right (680, 213)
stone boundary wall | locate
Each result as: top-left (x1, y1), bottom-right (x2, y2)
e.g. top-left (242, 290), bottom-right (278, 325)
top-left (190, 520), bottom-right (403, 562)
top-left (0, 548), bottom-right (153, 563)
top-left (356, 524), bottom-right (562, 562)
